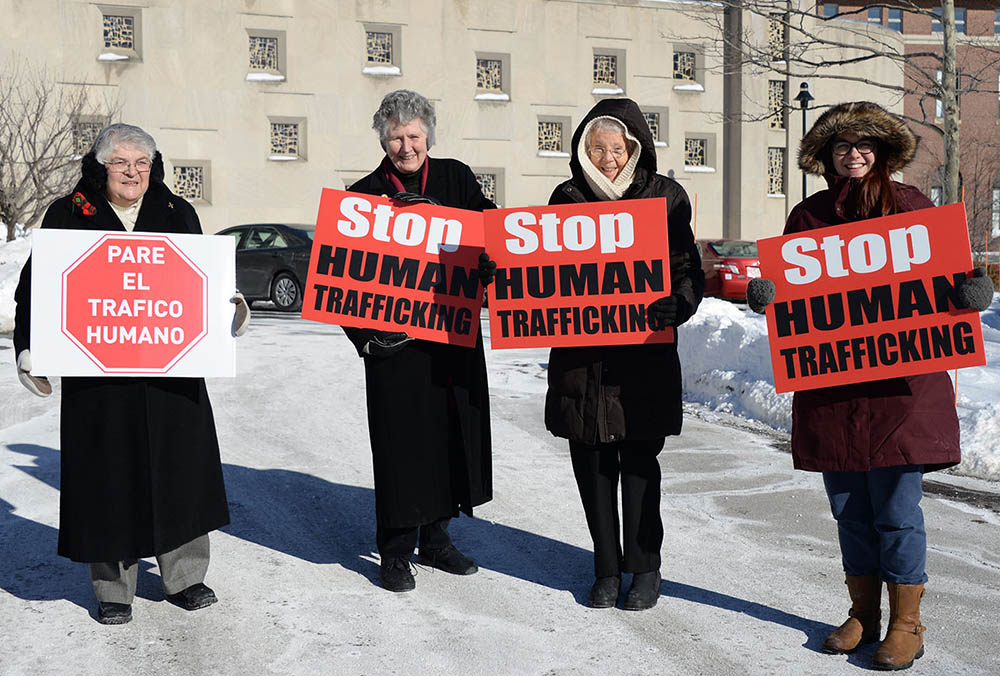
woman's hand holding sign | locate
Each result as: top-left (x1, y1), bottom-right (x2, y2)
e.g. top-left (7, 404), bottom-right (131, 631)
top-left (746, 278), bottom-right (776, 315)
top-left (16, 350), bottom-right (52, 398)
top-left (956, 267), bottom-right (995, 312)
top-left (648, 295), bottom-right (693, 330)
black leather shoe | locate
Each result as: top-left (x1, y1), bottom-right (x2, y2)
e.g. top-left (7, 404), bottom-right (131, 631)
top-left (380, 557), bottom-right (416, 592)
top-left (416, 544), bottom-right (478, 575)
top-left (588, 575), bottom-right (621, 609)
top-left (166, 583), bottom-right (218, 611)
top-left (623, 571), bottom-right (660, 611)
top-left (97, 601), bottom-right (132, 625)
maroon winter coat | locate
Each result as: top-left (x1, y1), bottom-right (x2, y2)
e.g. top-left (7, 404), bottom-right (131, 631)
top-left (784, 174), bottom-right (961, 473)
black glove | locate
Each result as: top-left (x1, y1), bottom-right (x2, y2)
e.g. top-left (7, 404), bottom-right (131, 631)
top-left (392, 191), bottom-right (442, 206)
top-left (746, 278), bottom-right (776, 314)
top-left (359, 329), bottom-right (414, 358)
top-left (478, 252), bottom-right (497, 287)
top-left (648, 295), bottom-right (693, 330)
top-left (956, 267), bottom-right (995, 312)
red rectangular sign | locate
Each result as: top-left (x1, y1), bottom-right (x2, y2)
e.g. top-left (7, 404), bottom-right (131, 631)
top-left (757, 203), bottom-right (986, 393)
top-left (483, 198), bottom-right (673, 349)
top-left (302, 189), bottom-right (485, 347)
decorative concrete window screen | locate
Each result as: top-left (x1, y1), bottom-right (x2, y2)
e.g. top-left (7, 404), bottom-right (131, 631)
top-left (768, 14), bottom-right (786, 61)
top-left (538, 121), bottom-right (563, 152)
top-left (476, 59), bottom-right (503, 91)
top-left (768, 147), bottom-right (785, 195)
top-left (103, 15), bottom-right (134, 49)
top-left (644, 112), bottom-right (660, 141)
top-left (173, 166), bottom-right (204, 201)
top-left (73, 121), bottom-right (103, 156)
top-left (593, 55), bottom-right (617, 86)
top-left (249, 36), bottom-right (279, 71)
top-left (270, 123), bottom-right (299, 156)
top-left (475, 173), bottom-right (497, 204)
top-left (684, 138), bottom-right (706, 167)
top-left (673, 52), bottom-right (695, 80)
top-left (366, 32), bottom-right (393, 64)
top-left (768, 81), bottom-right (786, 129)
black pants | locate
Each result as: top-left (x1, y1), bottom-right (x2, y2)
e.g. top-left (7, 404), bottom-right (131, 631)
top-left (377, 517), bottom-right (453, 561)
top-left (570, 438), bottom-right (664, 578)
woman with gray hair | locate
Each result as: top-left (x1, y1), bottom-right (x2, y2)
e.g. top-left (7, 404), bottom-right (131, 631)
top-left (13, 123), bottom-right (248, 624)
top-left (344, 89), bottom-right (495, 593)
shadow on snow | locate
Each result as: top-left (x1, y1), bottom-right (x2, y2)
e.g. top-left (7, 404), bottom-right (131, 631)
top-left (5, 443), bottom-right (832, 651)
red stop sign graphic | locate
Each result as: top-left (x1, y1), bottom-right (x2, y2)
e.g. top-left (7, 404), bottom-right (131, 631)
top-left (62, 235), bottom-right (208, 373)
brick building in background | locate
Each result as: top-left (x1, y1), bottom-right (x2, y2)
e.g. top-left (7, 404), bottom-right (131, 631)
top-left (822, 2), bottom-right (1000, 262)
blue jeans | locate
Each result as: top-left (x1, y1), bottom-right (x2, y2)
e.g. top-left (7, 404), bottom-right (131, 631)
top-left (822, 465), bottom-right (927, 585)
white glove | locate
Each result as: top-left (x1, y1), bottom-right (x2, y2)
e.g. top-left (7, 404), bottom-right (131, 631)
top-left (231, 292), bottom-right (251, 337)
top-left (16, 350), bottom-right (52, 398)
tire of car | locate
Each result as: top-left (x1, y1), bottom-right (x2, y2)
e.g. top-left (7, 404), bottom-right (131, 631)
top-left (270, 272), bottom-right (302, 312)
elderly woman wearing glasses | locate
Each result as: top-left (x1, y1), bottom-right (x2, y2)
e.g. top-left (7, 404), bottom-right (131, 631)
top-left (343, 89), bottom-right (495, 593)
top-left (545, 98), bottom-right (704, 611)
top-left (13, 123), bottom-right (248, 625)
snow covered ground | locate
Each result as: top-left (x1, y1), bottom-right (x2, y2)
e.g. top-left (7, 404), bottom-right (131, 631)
top-left (1, 311), bottom-right (998, 675)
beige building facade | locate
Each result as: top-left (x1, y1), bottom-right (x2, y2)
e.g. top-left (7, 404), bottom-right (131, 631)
top-left (4, 0), bottom-right (904, 240)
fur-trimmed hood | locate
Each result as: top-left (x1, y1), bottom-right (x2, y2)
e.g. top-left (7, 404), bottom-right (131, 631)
top-left (798, 101), bottom-right (918, 176)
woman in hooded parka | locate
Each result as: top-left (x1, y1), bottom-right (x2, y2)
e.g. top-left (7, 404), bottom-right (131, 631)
top-left (748, 101), bottom-right (994, 670)
top-left (545, 98), bottom-right (704, 611)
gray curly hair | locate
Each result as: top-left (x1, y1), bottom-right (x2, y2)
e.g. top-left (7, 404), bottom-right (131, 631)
top-left (92, 123), bottom-right (157, 163)
top-left (371, 89), bottom-right (436, 150)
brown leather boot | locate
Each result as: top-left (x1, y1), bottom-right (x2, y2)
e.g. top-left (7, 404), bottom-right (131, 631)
top-left (872, 583), bottom-right (926, 670)
top-left (822, 575), bottom-right (882, 654)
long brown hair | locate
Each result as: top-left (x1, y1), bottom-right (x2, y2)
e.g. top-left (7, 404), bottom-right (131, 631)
top-left (826, 139), bottom-right (900, 219)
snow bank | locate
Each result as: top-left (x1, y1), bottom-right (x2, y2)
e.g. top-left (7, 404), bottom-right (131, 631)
top-left (0, 235), bottom-right (31, 334)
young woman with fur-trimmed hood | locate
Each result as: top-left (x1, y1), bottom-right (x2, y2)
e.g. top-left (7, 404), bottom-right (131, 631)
top-left (748, 101), bottom-right (994, 670)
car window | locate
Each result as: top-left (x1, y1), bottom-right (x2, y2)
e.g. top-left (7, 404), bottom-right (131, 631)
top-left (224, 229), bottom-right (247, 250)
top-left (708, 240), bottom-right (758, 257)
top-left (245, 227), bottom-right (288, 250)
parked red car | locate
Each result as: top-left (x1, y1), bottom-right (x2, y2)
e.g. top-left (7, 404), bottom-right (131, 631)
top-left (697, 239), bottom-right (761, 301)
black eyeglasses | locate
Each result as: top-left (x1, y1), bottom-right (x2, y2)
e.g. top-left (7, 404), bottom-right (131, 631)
top-left (831, 139), bottom-right (876, 157)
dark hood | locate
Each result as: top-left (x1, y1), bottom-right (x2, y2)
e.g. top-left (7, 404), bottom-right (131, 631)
top-left (80, 150), bottom-right (166, 194)
top-left (569, 98), bottom-right (657, 185)
top-left (798, 101), bottom-right (918, 176)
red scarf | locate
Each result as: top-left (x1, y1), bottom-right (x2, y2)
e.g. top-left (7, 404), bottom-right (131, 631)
top-left (381, 155), bottom-right (430, 194)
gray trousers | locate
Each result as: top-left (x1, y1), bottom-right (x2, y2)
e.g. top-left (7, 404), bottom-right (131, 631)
top-left (88, 534), bottom-right (210, 604)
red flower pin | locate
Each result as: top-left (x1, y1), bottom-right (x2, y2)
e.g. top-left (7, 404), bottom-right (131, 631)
top-left (71, 192), bottom-right (96, 216)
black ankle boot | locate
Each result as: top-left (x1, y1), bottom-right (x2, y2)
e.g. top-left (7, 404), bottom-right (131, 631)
top-left (623, 571), bottom-right (660, 611)
top-left (588, 575), bottom-right (621, 608)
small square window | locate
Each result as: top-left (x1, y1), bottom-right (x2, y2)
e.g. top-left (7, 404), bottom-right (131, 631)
top-left (867, 8), bottom-right (882, 26)
top-left (473, 168), bottom-right (505, 207)
top-left (768, 147), bottom-right (786, 196)
top-left (641, 107), bottom-right (669, 147)
top-left (592, 48), bottom-right (625, 95)
top-left (363, 23), bottom-right (402, 76)
top-left (672, 47), bottom-right (704, 92)
top-left (246, 29), bottom-right (286, 82)
top-left (768, 81), bottom-right (786, 130)
top-left (955, 8), bottom-right (966, 35)
top-left (683, 134), bottom-right (716, 173)
top-left (97, 5), bottom-right (142, 62)
top-left (821, 3), bottom-right (837, 19)
top-left (72, 116), bottom-right (106, 157)
top-left (474, 52), bottom-right (510, 102)
top-left (268, 117), bottom-right (307, 161)
top-left (537, 117), bottom-right (570, 157)
top-left (685, 138), bottom-right (707, 167)
top-left (932, 8), bottom-right (942, 33)
top-left (171, 160), bottom-right (212, 204)
top-left (995, 10), bottom-right (1000, 35)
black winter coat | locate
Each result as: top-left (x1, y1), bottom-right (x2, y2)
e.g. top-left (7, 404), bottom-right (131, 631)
top-left (544, 98), bottom-right (705, 445)
top-left (13, 154), bottom-right (230, 562)
top-left (345, 157), bottom-right (494, 528)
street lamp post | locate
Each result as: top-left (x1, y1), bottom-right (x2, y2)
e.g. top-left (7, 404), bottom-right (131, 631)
top-left (794, 82), bottom-right (814, 201)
